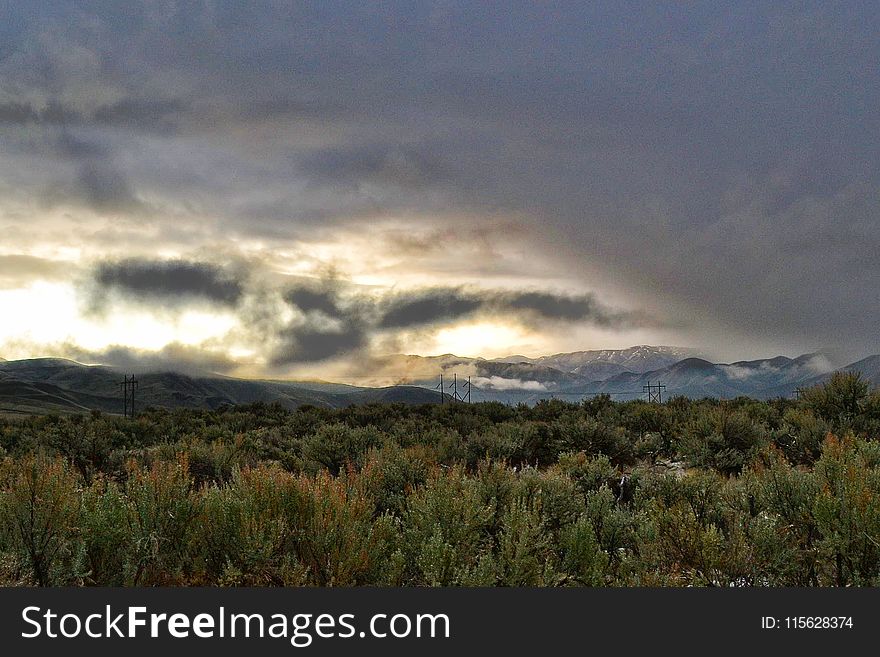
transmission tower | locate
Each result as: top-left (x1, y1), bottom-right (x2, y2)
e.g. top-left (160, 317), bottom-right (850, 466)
top-left (447, 372), bottom-right (463, 401)
top-left (643, 380), bottom-right (666, 404)
top-left (463, 375), bottom-right (471, 403)
top-left (435, 373), bottom-right (445, 404)
top-left (119, 374), bottom-right (139, 418)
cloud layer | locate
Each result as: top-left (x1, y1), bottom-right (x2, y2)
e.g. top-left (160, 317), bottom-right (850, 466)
top-left (93, 259), bottom-right (244, 307)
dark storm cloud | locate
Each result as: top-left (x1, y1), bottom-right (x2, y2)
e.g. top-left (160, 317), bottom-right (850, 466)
top-left (93, 259), bottom-right (244, 306)
top-left (0, 99), bottom-right (180, 133)
top-left (3, 2), bottom-right (880, 360)
top-left (0, 100), bottom-right (80, 125)
top-left (273, 284), bottom-right (370, 364)
top-left (377, 288), bottom-right (643, 329)
top-left (283, 287), bottom-right (342, 317)
top-left (378, 290), bottom-right (483, 328)
top-left (92, 98), bottom-right (183, 133)
top-left (500, 292), bottom-right (635, 327)
top-left (272, 284), bottom-right (637, 363)
top-left (272, 323), bottom-right (367, 365)
top-left (0, 102), bottom-right (40, 124)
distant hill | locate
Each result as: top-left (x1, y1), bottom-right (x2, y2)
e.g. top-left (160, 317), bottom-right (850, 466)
top-left (582, 353), bottom-right (848, 400)
top-left (844, 355), bottom-right (880, 382)
top-left (0, 359), bottom-right (442, 416)
top-left (340, 385), bottom-right (445, 405)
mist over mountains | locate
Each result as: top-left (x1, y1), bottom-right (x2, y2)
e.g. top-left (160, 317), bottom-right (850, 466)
top-left (410, 347), bottom-right (856, 403)
top-left (0, 346), bottom-right (877, 415)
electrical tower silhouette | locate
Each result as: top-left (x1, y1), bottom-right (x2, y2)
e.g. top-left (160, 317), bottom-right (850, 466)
top-left (435, 373), bottom-right (445, 404)
top-left (448, 372), bottom-right (463, 401)
top-left (643, 380), bottom-right (666, 403)
top-left (436, 373), bottom-right (472, 403)
top-left (119, 374), bottom-right (138, 418)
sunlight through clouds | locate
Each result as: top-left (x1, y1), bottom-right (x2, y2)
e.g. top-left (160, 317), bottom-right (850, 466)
top-left (0, 282), bottom-right (237, 357)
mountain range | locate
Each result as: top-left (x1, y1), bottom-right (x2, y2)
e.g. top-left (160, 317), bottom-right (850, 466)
top-left (0, 346), bottom-right (877, 415)
top-left (422, 348), bottom-right (871, 403)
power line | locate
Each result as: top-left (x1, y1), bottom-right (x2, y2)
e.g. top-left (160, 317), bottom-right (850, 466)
top-left (465, 388), bottom-right (646, 397)
top-left (642, 381), bottom-right (666, 403)
top-left (430, 372), bottom-right (654, 401)
top-left (432, 373), bottom-right (475, 404)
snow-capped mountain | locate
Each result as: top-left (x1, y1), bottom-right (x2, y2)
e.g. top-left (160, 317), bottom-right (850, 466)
top-left (493, 345), bottom-right (702, 374)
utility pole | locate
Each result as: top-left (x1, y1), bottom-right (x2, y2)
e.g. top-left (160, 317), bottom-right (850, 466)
top-left (448, 372), bottom-right (462, 401)
top-left (119, 375), bottom-right (128, 418)
top-left (119, 374), bottom-right (139, 418)
top-left (129, 375), bottom-right (138, 418)
top-left (643, 381), bottom-right (666, 404)
top-left (435, 373), bottom-right (445, 404)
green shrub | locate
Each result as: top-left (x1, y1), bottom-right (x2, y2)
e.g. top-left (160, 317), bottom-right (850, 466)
top-left (2, 394), bottom-right (879, 587)
top-left (301, 423), bottom-right (382, 475)
top-left (812, 436), bottom-right (880, 585)
top-left (77, 477), bottom-right (130, 585)
top-left (802, 372), bottom-right (870, 433)
top-left (123, 454), bottom-right (198, 585)
top-left (401, 468), bottom-right (493, 585)
top-left (679, 407), bottom-right (768, 474)
top-left (0, 454), bottom-right (81, 585)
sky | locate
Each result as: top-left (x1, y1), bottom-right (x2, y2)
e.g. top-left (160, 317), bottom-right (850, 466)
top-left (1, 1), bottom-right (878, 380)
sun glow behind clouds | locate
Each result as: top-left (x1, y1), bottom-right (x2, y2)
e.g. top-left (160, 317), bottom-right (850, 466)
top-left (0, 282), bottom-right (237, 357)
top-left (425, 321), bottom-right (543, 359)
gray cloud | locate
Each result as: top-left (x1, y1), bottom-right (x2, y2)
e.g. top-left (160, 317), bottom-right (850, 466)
top-left (66, 268), bottom-right (646, 367)
top-left (272, 283), bottom-right (369, 364)
top-left (378, 288), bottom-right (643, 329)
top-left (272, 323), bottom-right (367, 365)
top-left (0, 98), bottom-right (181, 134)
top-left (300, 142), bottom-right (450, 190)
top-left (92, 98), bottom-right (183, 134)
top-left (64, 342), bottom-right (238, 376)
top-left (500, 292), bottom-right (627, 326)
top-left (0, 101), bottom-right (41, 124)
top-left (93, 258), bottom-right (244, 306)
top-left (77, 162), bottom-right (141, 212)
top-left (378, 289), bottom-right (483, 328)
top-left (271, 283), bottom-right (647, 364)
top-left (283, 287), bottom-right (343, 317)
top-left (0, 100), bottom-right (80, 125)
